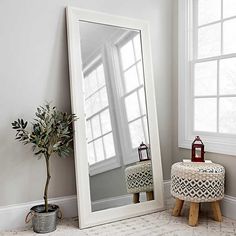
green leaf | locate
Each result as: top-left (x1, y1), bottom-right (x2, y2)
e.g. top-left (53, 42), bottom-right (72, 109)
top-left (23, 121), bottom-right (28, 129)
top-left (12, 103), bottom-right (77, 158)
top-left (34, 150), bottom-right (42, 155)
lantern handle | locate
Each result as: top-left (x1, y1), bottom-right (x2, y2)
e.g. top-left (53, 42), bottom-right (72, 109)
top-left (192, 136), bottom-right (203, 145)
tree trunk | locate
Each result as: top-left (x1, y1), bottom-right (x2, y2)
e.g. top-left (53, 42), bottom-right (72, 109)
top-left (44, 154), bottom-right (51, 212)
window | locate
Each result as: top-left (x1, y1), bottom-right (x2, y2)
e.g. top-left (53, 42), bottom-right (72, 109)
top-left (84, 60), bottom-right (119, 175)
top-left (83, 32), bottom-right (149, 173)
top-left (179, 0), bottom-right (236, 155)
top-left (118, 34), bottom-right (149, 149)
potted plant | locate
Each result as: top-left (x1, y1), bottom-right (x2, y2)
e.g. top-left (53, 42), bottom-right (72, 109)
top-left (12, 104), bottom-right (76, 233)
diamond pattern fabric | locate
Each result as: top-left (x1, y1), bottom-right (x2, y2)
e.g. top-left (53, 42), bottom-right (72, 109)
top-left (125, 160), bottom-right (153, 194)
top-left (171, 162), bottom-right (225, 202)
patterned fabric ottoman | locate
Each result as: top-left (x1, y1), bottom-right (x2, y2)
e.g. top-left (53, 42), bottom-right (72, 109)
top-left (171, 162), bottom-right (225, 226)
top-left (125, 160), bottom-right (153, 203)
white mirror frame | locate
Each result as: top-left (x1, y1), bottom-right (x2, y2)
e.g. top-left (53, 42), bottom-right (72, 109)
top-left (66, 6), bottom-right (164, 229)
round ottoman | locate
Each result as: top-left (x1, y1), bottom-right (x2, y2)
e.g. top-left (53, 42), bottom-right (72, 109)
top-left (125, 160), bottom-right (153, 203)
top-left (171, 162), bottom-right (225, 226)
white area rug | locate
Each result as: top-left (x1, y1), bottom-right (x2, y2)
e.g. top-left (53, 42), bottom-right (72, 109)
top-left (1, 200), bottom-right (236, 235)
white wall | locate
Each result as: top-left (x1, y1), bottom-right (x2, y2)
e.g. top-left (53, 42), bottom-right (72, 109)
top-left (0, 0), bottom-right (173, 207)
top-left (0, 0), bottom-right (77, 206)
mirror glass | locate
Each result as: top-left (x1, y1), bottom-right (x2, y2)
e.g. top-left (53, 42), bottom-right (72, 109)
top-left (79, 21), bottom-right (154, 212)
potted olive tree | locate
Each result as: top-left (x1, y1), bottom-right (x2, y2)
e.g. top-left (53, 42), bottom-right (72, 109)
top-left (12, 104), bottom-right (76, 233)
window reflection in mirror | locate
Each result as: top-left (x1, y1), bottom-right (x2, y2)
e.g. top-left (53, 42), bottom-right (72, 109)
top-left (79, 21), bottom-right (152, 211)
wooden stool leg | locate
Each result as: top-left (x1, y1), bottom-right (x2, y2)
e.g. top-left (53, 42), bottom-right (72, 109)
top-left (133, 193), bottom-right (140, 203)
top-left (172, 198), bottom-right (184, 216)
top-left (211, 201), bottom-right (222, 222)
top-left (189, 202), bottom-right (199, 226)
top-left (146, 191), bottom-right (154, 201)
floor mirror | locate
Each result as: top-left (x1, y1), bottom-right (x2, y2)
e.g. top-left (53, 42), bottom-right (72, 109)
top-left (66, 7), bottom-right (164, 229)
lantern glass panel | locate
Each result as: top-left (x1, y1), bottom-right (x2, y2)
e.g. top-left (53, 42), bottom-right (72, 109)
top-left (195, 147), bottom-right (202, 158)
top-left (141, 149), bottom-right (147, 159)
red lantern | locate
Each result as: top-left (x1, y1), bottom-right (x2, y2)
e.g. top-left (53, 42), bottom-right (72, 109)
top-left (191, 136), bottom-right (205, 162)
top-left (138, 142), bottom-right (150, 161)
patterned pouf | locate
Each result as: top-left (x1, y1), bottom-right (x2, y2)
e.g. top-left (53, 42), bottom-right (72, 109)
top-left (125, 160), bottom-right (153, 203)
top-left (171, 162), bottom-right (225, 226)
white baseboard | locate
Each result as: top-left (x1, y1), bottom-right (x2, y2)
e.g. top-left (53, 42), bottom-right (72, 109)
top-left (0, 195), bottom-right (77, 231)
top-left (92, 180), bottom-right (172, 211)
top-left (221, 194), bottom-right (236, 220)
top-left (92, 192), bottom-right (147, 212)
top-left (0, 182), bottom-right (170, 231)
top-left (0, 180), bottom-right (235, 231)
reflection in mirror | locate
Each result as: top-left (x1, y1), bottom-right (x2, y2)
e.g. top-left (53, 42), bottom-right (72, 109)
top-left (79, 21), bottom-right (154, 211)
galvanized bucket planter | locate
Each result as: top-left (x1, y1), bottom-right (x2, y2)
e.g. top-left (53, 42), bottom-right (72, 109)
top-left (25, 204), bottom-right (62, 233)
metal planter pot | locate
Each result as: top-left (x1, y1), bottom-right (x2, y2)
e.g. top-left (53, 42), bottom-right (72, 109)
top-left (26, 204), bottom-right (61, 234)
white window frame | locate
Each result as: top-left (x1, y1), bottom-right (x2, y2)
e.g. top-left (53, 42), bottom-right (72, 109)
top-left (83, 51), bottom-right (121, 176)
top-left (178, 0), bottom-right (236, 156)
top-left (103, 30), bottom-right (150, 165)
top-left (114, 32), bottom-right (149, 164)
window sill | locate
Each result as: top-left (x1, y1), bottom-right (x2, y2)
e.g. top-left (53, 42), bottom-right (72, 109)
top-left (179, 135), bottom-right (236, 156)
top-left (89, 156), bottom-right (121, 176)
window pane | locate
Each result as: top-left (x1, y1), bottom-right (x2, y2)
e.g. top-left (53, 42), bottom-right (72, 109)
top-left (88, 143), bottom-right (95, 165)
top-left (86, 91), bottom-right (105, 117)
top-left (96, 64), bottom-right (105, 88)
top-left (223, 19), bottom-right (236, 54)
top-left (103, 133), bottom-right (116, 158)
top-left (84, 63), bottom-right (107, 96)
top-left (86, 120), bottom-right (92, 141)
top-left (125, 91), bottom-right (141, 121)
top-left (194, 61), bottom-right (217, 96)
top-left (223, 0), bottom-right (236, 18)
top-left (219, 97), bottom-right (236, 134)
top-left (100, 109), bottom-right (112, 134)
top-left (94, 138), bottom-right (105, 162)
top-left (91, 115), bottom-right (101, 139)
top-left (133, 34), bottom-right (142, 60)
top-left (89, 92), bottom-right (100, 115)
top-left (124, 66), bottom-right (139, 92)
top-left (86, 89), bottom-right (107, 117)
top-left (194, 98), bottom-right (217, 132)
top-left (137, 61), bottom-right (144, 85)
top-left (198, 0), bottom-right (221, 25)
top-left (198, 24), bottom-right (221, 59)
top-left (129, 119), bottom-right (145, 148)
top-left (120, 40), bottom-right (135, 69)
top-left (99, 87), bottom-right (108, 109)
top-left (219, 57), bottom-right (236, 95)
top-left (88, 70), bottom-right (97, 95)
top-left (138, 88), bottom-right (147, 115)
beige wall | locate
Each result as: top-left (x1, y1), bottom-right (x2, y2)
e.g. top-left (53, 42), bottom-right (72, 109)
top-left (172, 0), bottom-right (236, 197)
top-left (0, 0), bottom-right (173, 206)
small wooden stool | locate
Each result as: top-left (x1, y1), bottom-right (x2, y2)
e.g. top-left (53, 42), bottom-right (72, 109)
top-left (132, 191), bottom-right (154, 203)
top-left (125, 160), bottom-right (154, 203)
top-left (171, 162), bottom-right (225, 226)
